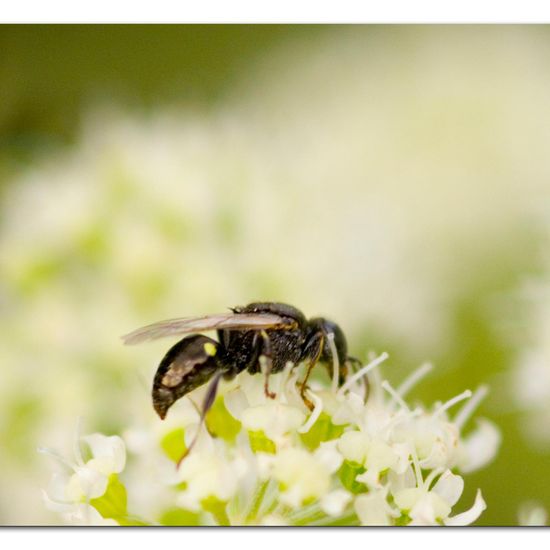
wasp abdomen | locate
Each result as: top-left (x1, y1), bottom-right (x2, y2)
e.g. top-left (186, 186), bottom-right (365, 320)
top-left (152, 335), bottom-right (219, 419)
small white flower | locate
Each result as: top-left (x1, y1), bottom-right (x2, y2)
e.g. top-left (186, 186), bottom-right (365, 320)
top-left (39, 426), bottom-right (126, 524)
top-left (337, 431), bottom-right (403, 489)
top-left (393, 470), bottom-right (486, 526)
top-left (272, 448), bottom-right (331, 507)
top-left (175, 444), bottom-right (242, 512)
top-left (393, 415), bottom-right (460, 470)
top-left (40, 432), bottom-right (126, 500)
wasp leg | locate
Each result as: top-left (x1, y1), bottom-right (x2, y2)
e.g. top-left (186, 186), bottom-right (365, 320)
top-left (299, 331), bottom-right (325, 411)
top-left (176, 370), bottom-right (224, 468)
top-left (259, 330), bottom-right (276, 399)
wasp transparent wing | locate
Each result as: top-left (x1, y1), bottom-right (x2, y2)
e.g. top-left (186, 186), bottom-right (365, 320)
top-left (122, 313), bottom-right (293, 345)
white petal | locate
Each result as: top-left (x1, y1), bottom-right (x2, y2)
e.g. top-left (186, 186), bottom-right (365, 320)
top-left (410, 493), bottom-right (450, 525)
top-left (445, 489), bottom-right (486, 526)
top-left (458, 419), bottom-right (501, 474)
top-left (320, 489), bottom-right (352, 517)
top-left (223, 388), bottom-right (250, 421)
top-left (279, 485), bottom-right (303, 508)
top-left (177, 451), bottom-right (239, 507)
top-left (41, 490), bottom-right (75, 514)
top-left (273, 448), bottom-right (330, 505)
top-left (331, 392), bottom-right (365, 425)
top-left (388, 465), bottom-right (416, 494)
top-left (432, 470), bottom-right (464, 507)
top-left (394, 488), bottom-right (423, 512)
top-left (365, 439), bottom-right (399, 472)
top-left (81, 434), bottom-right (126, 473)
top-left (65, 504), bottom-right (118, 526)
top-left (391, 442), bottom-right (412, 475)
top-left (314, 440), bottom-right (344, 474)
top-left (315, 390), bottom-right (342, 418)
top-left (337, 431), bottom-right (369, 464)
top-left (418, 438), bottom-right (450, 470)
top-left (355, 491), bottom-right (391, 526)
top-left (239, 372), bottom-right (270, 406)
top-left (408, 494), bottom-right (437, 525)
top-left (241, 403), bottom-right (305, 440)
top-left (47, 471), bottom-right (71, 502)
top-left (255, 452), bottom-right (277, 479)
top-left (356, 469), bottom-right (382, 490)
top-left (66, 467), bottom-right (108, 500)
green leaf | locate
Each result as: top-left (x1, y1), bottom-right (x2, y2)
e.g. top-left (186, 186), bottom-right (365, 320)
top-left (338, 460), bottom-right (369, 494)
top-left (205, 396), bottom-right (242, 444)
top-left (90, 474), bottom-right (151, 525)
top-left (299, 412), bottom-right (345, 450)
top-left (248, 430), bottom-right (276, 454)
top-left (395, 512), bottom-right (412, 526)
top-left (160, 427), bottom-right (187, 463)
top-left (201, 496), bottom-right (230, 526)
top-left (159, 507), bottom-right (201, 526)
top-left (116, 516), bottom-right (151, 526)
top-left (90, 474), bottom-right (128, 519)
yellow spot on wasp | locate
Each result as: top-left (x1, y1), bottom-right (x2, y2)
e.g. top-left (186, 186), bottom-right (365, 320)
top-left (204, 342), bottom-right (217, 356)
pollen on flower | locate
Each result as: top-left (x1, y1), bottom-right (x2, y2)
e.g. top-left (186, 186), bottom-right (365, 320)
top-left (40, 356), bottom-right (499, 526)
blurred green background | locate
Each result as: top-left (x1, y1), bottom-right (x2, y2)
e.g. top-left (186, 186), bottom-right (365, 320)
top-left (1, 24), bottom-right (550, 525)
top-left (0, 25), bottom-right (323, 178)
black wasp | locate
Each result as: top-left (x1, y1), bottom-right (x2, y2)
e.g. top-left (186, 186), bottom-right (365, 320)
top-left (122, 302), bottom-right (362, 462)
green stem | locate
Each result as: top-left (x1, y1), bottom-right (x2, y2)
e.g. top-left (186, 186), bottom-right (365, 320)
top-left (245, 480), bottom-right (270, 524)
top-left (286, 503), bottom-right (325, 525)
top-left (310, 513), bottom-right (360, 526)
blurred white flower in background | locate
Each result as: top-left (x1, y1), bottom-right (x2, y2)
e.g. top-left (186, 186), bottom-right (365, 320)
top-left (1, 26), bottom-right (549, 523)
top-left (41, 356), bottom-right (498, 525)
top-left (518, 502), bottom-right (548, 526)
top-left (511, 265), bottom-right (550, 446)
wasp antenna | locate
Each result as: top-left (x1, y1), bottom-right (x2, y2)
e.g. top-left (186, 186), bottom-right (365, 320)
top-left (175, 371), bottom-right (224, 469)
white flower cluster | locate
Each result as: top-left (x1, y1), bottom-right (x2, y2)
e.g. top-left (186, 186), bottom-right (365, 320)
top-left (5, 29), bottom-right (550, 523)
top-left (41, 355), bottom-right (499, 526)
